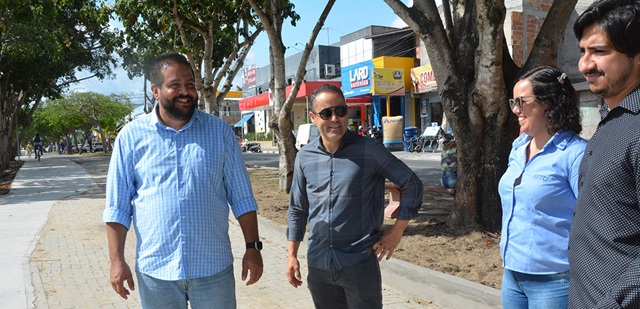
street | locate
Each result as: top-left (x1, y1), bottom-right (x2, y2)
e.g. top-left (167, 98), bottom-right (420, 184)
top-left (242, 150), bottom-right (443, 186)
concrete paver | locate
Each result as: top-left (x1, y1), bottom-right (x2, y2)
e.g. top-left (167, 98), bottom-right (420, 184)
top-left (3, 155), bottom-right (443, 308)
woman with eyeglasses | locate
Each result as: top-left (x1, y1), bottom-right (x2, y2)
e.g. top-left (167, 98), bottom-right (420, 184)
top-left (498, 66), bottom-right (587, 309)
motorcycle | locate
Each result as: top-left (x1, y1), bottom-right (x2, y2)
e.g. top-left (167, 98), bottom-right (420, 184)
top-left (240, 140), bottom-right (262, 153)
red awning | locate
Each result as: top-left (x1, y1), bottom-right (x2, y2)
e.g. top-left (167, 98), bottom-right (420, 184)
top-left (239, 92), bottom-right (270, 111)
top-left (239, 81), bottom-right (346, 111)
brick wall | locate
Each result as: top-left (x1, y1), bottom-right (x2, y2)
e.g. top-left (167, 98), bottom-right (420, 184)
top-left (510, 0), bottom-right (554, 66)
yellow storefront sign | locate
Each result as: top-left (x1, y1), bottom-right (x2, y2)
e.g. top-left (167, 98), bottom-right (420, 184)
top-left (372, 68), bottom-right (405, 96)
top-left (410, 65), bottom-right (437, 93)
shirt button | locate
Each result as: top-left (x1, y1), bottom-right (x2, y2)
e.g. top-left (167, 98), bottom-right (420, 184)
top-left (588, 150), bottom-right (592, 156)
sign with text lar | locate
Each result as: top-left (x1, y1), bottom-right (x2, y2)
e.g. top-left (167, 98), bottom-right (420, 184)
top-left (341, 60), bottom-right (374, 98)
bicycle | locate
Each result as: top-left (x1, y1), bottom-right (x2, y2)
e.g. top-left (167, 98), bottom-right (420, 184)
top-left (34, 145), bottom-right (43, 161)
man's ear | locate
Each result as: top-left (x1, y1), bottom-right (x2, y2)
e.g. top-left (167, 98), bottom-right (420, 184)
top-left (151, 84), bottom-right (160, 100)
top-left (309, 112), bottom-right (317, 124)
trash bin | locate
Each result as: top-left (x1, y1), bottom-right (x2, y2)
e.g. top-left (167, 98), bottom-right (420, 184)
top-left (403, 126), bottom-right (418, 152)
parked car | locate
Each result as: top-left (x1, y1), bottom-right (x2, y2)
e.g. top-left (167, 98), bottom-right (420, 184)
top-left (82, 143), bottom-right (91, 153)
top-left (295, 124), bottom-right (319, 150)
top-left (92, 142), bottom-right (104, 152)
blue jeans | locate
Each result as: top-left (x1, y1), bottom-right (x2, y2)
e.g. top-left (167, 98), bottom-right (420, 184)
top-left (441, 169), bottom-right (457, 188)
top-left (136, 265), bottom-right (236, 309)
top-left (307, 253), bottom-right (382, 309)
top-left (501, 268), bottom-right (570, 309)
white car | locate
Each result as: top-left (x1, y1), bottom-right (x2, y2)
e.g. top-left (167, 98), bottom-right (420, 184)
top-left (92, 142), bottom-right (104, 152)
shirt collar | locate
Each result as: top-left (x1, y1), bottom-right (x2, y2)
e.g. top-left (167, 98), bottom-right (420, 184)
top-left (512, 130), bottom-right (575, 151)
top-left (601, 84), bottom-right (640, 119)
top-left (314, 129), bottom-right (358, 152)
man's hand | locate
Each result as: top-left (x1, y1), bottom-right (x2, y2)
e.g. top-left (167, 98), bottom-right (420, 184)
top-left (242, 249), bottom-right (263, 285)
top-left (110, 259), bottom-right (135, 299)
top-left (373, 219), bottom-right (410, 261)
top-left (286, 256), bottom-right (303, 287)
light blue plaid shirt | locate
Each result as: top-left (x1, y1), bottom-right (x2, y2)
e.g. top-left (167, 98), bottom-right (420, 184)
top-left (103, 106), bottom-right (258, 281)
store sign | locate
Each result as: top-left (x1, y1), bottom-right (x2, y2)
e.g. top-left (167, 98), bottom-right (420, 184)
top-left (372, 68), bottom-right (404, 96)
top-left (349, 66), bottom-right (370, 88)
top-left (241, 64), bottom-right (256, 89)
top-left (410, 65), bottom-right (437, 93)
top-left (341, 61), bottom-right (374, 97)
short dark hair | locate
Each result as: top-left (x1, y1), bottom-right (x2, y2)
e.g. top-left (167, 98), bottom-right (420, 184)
top-left (310, 84), bottom-right (345, 111)
top-left (148, 53), bottom-right (194, 87)
top-left (574, 0), bottom-right (640, 57)
top-left (518, 66), bottom-right (582, 135)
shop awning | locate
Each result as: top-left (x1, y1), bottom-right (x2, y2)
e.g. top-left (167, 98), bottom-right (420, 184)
top-left (239, 81), bottom-right (343, 111)
top-left (234, 114), bottom-right (254, 127)
top-left (239, 93), bottom-right (270, 111)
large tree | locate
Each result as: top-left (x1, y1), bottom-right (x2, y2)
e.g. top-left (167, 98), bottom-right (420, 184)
top-left (0, 0), bottom-right (117, 169)
top-left (247, 0), bottom-right (336, 191)
top-left (383, 0), bottom-right (579, 230)
top-left (114, 0), bottom-right (262, 115)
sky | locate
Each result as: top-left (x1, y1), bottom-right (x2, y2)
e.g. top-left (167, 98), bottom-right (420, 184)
top-left (72, 1), bottom-right (409, 105)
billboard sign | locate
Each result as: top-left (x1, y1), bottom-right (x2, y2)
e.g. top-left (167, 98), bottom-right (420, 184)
top-left (372, 68), bottom-right (404, 96)
top-left (341, 60), bottom-right (374, 97)
top-left (410, 65), bottom-right (437, 93)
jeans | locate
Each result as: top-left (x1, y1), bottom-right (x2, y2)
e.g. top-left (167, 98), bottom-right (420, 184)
top-left (136, 265), bottom-right (236, 309)
top-left (501, 268), bottom-right (570, 309)
top-left (441, 169), bottom-right (457, 188)
top-left (307, 253), bottom-right (382, 309)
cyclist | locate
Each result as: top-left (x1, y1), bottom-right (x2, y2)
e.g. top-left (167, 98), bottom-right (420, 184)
top-left (33, 133), bottom-right (44, 160)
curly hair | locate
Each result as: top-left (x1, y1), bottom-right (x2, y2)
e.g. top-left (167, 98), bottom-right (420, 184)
top-left (518, 66), bottom-right (582, 135)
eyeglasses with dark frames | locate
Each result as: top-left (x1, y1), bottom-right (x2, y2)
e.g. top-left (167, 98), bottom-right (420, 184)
top-left (509, 96), bottom-right (538, 111)
top-left (312, 105), bottom-right (348, 120)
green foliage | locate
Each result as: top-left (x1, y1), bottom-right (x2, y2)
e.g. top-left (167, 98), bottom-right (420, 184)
top-left (0, 0), bottom-right (119, 168)
top-left (30, 92), bottom-right (133, 143)
top-left (244, 131), bottom-right (273, 141)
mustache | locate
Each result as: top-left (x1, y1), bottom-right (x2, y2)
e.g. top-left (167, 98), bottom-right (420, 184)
top-left (583, 70), bottom-right (604, 76)
top-left (175, 95), bottom-right (195, 101)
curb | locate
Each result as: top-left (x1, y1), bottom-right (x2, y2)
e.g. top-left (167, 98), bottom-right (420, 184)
top-left (256, 215), bottom-right (501, 309)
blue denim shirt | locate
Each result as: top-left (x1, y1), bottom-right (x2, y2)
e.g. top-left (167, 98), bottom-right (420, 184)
top-left (287, 130), bottom-right (423, 270)
top-left (499, 130), bottom-right (586, 274)
top-left (104, 106), bottom-right (258, 280)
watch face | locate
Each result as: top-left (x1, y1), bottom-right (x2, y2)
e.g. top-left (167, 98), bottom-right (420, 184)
top-left (256, 241), bottom-right (263, 250)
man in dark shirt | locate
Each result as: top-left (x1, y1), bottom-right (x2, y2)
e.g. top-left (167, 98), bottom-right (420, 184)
top-left (285, 84), bottom-right (423, 308)
top-left (568, 1), bottom-right (640, 307)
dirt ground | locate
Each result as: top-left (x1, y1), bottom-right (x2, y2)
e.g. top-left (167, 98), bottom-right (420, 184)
top-left (2, 156), bottom-right (503, 290)
top-left (248, 166), bottom-right (503, 289)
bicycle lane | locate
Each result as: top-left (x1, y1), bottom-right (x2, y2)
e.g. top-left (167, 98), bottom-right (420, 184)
top-left (0, 154), bottom-right (97, 308)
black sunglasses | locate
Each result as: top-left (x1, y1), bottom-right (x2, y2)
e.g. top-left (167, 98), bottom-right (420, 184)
top-left (313, 105), bottom-right (348, 120)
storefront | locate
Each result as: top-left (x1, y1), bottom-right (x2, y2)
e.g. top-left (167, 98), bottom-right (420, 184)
top-left (341, 57), bottom-right (414, 147)
top-left (410, 64), bottom-right (444, 133)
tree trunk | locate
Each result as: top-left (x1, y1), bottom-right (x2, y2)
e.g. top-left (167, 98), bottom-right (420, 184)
top-left (383, 0), bottom-right (577, 231)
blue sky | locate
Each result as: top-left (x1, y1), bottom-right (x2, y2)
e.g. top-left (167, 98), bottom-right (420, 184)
top-left (72, 1), bottom-right (409, 104)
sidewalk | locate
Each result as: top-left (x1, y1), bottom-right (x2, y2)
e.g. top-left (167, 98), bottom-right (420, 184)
top-left (2, 155), bottom-right (494, 308)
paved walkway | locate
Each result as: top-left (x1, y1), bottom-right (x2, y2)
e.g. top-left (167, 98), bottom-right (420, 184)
top-left (1, 155), bottom-right (438, 308)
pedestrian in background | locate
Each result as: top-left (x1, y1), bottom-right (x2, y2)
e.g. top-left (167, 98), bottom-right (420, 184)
top-left (568, 0), bottom-right (640, 307)
top-left (440, 140), bottom-right (457, 189)
top-left (499, 66), bottom-right (586, 308)
top-left (286, 84), bottom-right (423, 308)
top-left (104, 52), bottom-right (262, 308)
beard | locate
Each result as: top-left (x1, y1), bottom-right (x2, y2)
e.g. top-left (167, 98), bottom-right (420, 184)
top-left (160, 94), bottom-right (198, 120)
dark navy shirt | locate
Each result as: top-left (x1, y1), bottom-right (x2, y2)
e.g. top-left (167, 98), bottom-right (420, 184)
top-left (569, 86), bottom-right (640, 308)
top-left (287, 130), bottom-right (423, 270)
